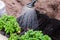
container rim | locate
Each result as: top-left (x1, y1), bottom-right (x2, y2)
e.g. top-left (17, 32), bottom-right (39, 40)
top-left (0, 1), bottom-right (5, 10)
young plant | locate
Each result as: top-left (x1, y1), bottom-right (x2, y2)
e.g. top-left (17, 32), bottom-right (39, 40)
top-left (8, 33), bottom-right (20, 40)
top-left (20, 30), bottom-right (52, 40)
top-left (0, 15), bottom-right (6, 30)
top-left (0, 15), bottom-right (21, 34)
top-left (8, 30), bottom-right (52, 40)
top-left (0, 19), bottom-right (4, 30)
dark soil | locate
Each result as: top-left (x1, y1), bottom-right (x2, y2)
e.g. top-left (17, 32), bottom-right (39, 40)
top-left (35, 12), bottom-right (60, 40)
top-left (0, 30), bottom-right (10, 38)
top-left (36, 12), bottom-right (60, 40)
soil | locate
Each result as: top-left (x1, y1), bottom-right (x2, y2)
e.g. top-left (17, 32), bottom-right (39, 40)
top-left (36, 12), bottom-right (60, 40)
top-left (0, 30), bottom-right (10, 38)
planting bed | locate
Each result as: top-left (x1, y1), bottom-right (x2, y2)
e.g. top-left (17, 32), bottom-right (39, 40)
top-left (0, 9), bottom-right (60, 40)
top-left (0, 12), bottom-right (60, 40)
top-left (0, 15), bottom-right (52, 40)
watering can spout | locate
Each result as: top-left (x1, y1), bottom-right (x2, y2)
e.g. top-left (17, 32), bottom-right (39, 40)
top-left (27, 0), bottom-right (37, 8)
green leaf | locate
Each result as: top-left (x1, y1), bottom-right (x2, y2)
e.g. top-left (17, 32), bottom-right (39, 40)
top-left (20, 30), bottom-right (52, 40)
top-left (0, 15), bottom-right (21, 34)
